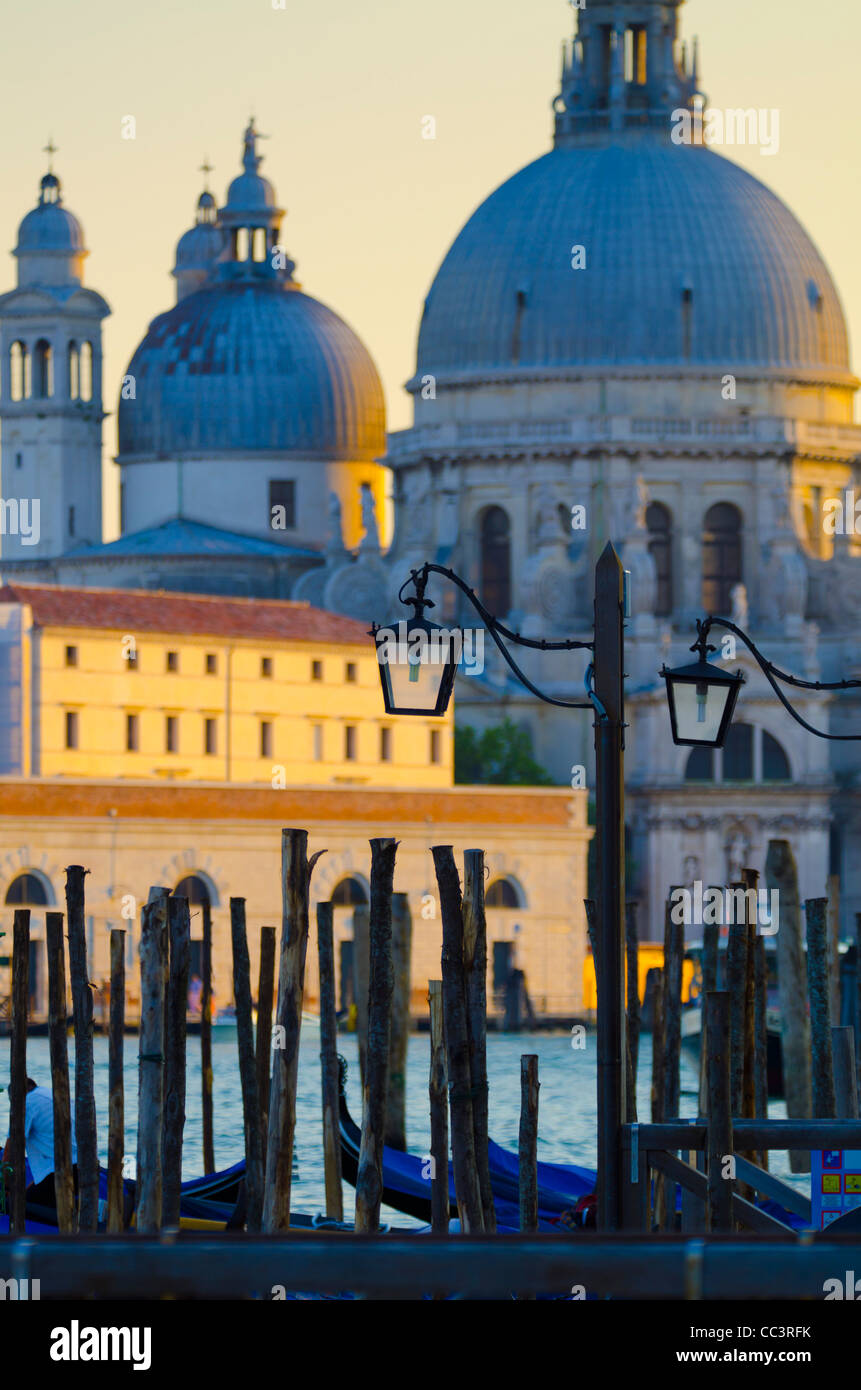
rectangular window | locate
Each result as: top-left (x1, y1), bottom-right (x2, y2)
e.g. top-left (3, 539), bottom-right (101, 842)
top-left (430, 729), bottom-right (441, 764)
top-left (345, 725), bottom-right (357, 761)
top-left (345, 662), bottom-right (357, 684)
top-left (126, 713), bottom-right (139, 752)
top-left (311, 659), bottom-right (323, 682)
top-left (260, 720), bottom-right (273, 759)
top-left (166, 651), bottom-right (179, 673)
top-left (14, 453), bottom-right (22, 470)
top-left (64, 645), bottom-right (78, 668)
top-left (380, 727), bottom-right (392, 762)
top-left (68, 506), bottom-right (75, 538)
top-left (205, 653), bottom-right (217, 675)
top-left (269, 479), bottom-right (296, 530)
top-left (204, 718), bottom-right (217, 756)
top-left (125, 645), bottom-right (138, 670)
top-left (166, 715), bottom-right (178, 754)
top-left (313, 724), bottom-right (323, 761)
top-left (261, 656), bottom-right (273, 678)
top-left (65, 711), bottom-right (78, 750)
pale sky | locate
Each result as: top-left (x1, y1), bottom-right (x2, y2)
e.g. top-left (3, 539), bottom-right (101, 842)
top-left (0, 0), bottom-right (858, 539)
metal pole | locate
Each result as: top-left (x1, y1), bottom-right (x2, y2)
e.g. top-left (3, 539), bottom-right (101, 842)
top-left (594, 542), bottom-right (626, 1231)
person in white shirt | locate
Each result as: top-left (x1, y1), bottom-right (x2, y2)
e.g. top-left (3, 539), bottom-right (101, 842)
top-left (3, 1078), bottom-right (78, 1209)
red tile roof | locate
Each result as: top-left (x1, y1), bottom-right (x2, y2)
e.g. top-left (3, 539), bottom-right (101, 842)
top-left (0, 583), bottom-right (371, 646)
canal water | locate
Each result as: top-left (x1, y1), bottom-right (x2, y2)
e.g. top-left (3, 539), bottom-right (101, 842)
top-left (0, 1029), bottom-right (802, 1226)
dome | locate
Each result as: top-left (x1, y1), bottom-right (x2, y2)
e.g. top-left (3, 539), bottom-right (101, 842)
top-left (416, 142), bottom-right (852, 385)
top-left (224, 171), bottom-right (276, 213)
top-left (174, 222), bottom-right (224, 270)
top-left (118, 280), bottom-right (386, 460)
top-left (16, 172), bottom-right (85, 256)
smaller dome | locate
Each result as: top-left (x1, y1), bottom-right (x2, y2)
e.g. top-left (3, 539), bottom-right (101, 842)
top-left (16, 171), bottom-right (85, 256)
top-left (174, 222), bottom-right (224, 270)
top-left (224, 171), bottom-right (277, 214)
top-left (198, 190), bottom-right (216, 214)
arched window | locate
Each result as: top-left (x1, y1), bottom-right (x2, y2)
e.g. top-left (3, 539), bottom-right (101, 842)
top-left (174, 874), bottom-right (211, 906)
top-left (5, 873), bottom-right (50, 906)
top-left (79, 342), bottom-right (93, 403)
top-left (646, 501), bottom-right (673, 616)
top-left (684, 746), bottom-right (714, 782)
top-left (10, 342), bottom-right (29, 402)
top-left (332, 876), bottom-right (368, 906)
top-left (701, 503), bottom-right (742, 614)
top-left (34, 340), bottom-right (53, 399)
top-left (723, 721), bottom-right (753, 781)
top-left (762, 730), bottom-right (791, 781)
top-left (480, 507), bottom-right (511, 616)
top-left (486, 877), bottom-right (522, 908)
top-left (68, 341), bottom-right (80, 399)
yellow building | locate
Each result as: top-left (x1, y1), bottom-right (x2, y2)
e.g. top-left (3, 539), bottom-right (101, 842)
top-left (0, 583), bottom-right (451, 787)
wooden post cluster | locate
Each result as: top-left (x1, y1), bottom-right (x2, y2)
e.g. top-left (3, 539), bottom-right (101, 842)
top-left (432, 845), bottom-right (484, 1232)
top-left (231, 898), bottom-right (264, 1232)
top-left (766, 840), bottom-right (811, 1172)
top-left (66, 866), bottom-right (99, 1232)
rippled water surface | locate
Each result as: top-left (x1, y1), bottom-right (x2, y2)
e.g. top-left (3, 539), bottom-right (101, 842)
top-left (0, 1028), bottom-right (801, 1224)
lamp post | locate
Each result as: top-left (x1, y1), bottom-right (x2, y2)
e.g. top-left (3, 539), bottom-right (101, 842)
top-left (371, 543), bottom-right (629, 1230)
top-left (662, 616), bottom-right (861, 746)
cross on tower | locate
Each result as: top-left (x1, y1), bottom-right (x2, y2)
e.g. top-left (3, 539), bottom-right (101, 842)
top-left (43, 138), bottom-right (58, 172)
top-left (199, 157), bottom-right (213, 189)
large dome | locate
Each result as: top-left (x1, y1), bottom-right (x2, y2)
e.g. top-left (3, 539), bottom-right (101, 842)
top-left (118, 281), bottom-right (386, 459)
top-left (415, 142), bottom-right (852, 384)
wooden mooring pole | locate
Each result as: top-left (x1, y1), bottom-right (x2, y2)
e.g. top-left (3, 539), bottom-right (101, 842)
top-left (519, 1054), bottom-right (539, 1234)
top-left (463, 849), bottom-right (495, 1232)
top-left (626, 900), bottom-right (640, 1093)
top-left (662, 889), bottom-right (683, 1120)
top-left (231, 898), bottom-right (264, 1231)
top-left (805, 897), bottom-right (837, 1119)
top-left (163, 894), bottom-right (190, 1228)
top-left (386, 892), bottom-right (412, 1152)
top-left (705, 991), bottom-right (733, 1232)
top-left (256, 924), bottom-right (276, 1161)
top-left (428, 980), bottom-right (449, 1235)
top-left (832, 1026), bottom-right (859, 1120)
top-left (433, 844), bottom-right (484, 1232)
top-left (136, 890), bottom-right (168, 1234)
top-left (46, 912), bottom-right (76, 1234)
top-left (352, 903), bottom-right (370, 1087)
top-left (107, 927), bottom-right (125, 1233)
top-left (317, 901), bottom-right (343, 1222)
top-left (355, 837), bottom-right (398, 1234)
top-left (200, 896), bottom-right (215, 1176)
top-left (766, 841), bottom-right (811, 1172)
top-left (263, 829), bottom-right (325, 1232)
top-left (66, 865), bottom-right (98, 1232)
top-left (9, 909), bottom-right (29, 1235)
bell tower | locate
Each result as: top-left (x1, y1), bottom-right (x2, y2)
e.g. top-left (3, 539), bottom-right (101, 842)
top-left (554, 0), bottom-right (702, 144)
top-left (0, 148), bottom-right (110, 560)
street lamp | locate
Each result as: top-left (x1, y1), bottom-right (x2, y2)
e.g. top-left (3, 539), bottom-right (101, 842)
top-left (371, 568), bottom-right (458, 716)
top-left (662, 615), bottom-right (861, 747)
top-left (661, 621), bottom-right (744, 747)
top-left (371, 548), bottom-right (629, 1232)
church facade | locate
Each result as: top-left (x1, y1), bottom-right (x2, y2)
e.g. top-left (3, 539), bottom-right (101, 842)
top-left (1, 0), bottom-right (861, 943)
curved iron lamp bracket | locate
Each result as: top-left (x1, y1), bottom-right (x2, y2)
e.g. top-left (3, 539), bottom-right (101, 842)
top-left (696, 615), bottom-right (861, 742)
top-left (401, 563), bottom-right (595, 711)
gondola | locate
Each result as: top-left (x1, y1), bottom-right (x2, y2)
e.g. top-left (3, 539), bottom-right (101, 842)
top-left (336, 1060), bottom-right (595, 1228)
